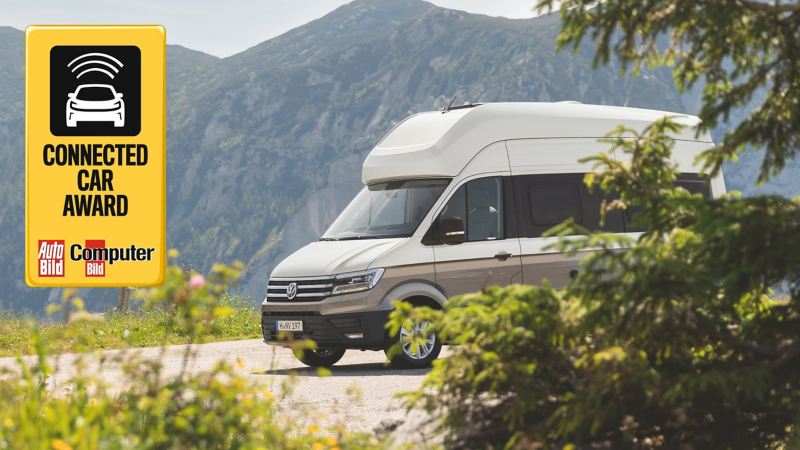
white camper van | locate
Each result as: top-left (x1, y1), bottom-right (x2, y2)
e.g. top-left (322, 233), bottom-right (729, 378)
top-left (261, 102), bottom-right (725, 368)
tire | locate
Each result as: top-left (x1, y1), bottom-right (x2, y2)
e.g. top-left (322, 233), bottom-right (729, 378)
top-left (385, 313), bottom-right (442, 369)
top-left (297, 346), bottom-right (346, 368)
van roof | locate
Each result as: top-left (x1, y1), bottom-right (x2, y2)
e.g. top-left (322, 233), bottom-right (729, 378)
top-left (362, 102), bottom-right (712, 184)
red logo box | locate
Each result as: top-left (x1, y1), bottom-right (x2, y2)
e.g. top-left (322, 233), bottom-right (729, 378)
top-left (37, 240), bottom-right (64, 277)
top-left (85, 239), bottom-right (106, 277)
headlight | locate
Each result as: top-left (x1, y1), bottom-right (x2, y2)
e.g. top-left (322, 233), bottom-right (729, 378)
top-left (331, 268), bottom-right (385, 295)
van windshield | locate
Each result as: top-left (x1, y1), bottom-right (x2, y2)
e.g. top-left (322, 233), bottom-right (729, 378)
top-left (322, 179), bottom-right (449, 240)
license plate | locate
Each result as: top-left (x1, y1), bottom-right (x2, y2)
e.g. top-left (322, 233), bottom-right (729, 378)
top-left (276, 320), bottom-right (303, 332)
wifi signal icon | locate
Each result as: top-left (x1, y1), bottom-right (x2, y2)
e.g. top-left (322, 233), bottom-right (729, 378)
top-left (67, 52), bottom-right (124, 79)
top-left (50, 45), bottom-right (141, 136)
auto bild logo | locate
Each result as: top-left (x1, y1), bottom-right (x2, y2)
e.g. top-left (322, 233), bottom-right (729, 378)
top-left (286, 282), bottom-right (298, 300)
top-left (38, 240), bottom-right (65, 277)
top-left (49, 45), bottom-right (141, 136)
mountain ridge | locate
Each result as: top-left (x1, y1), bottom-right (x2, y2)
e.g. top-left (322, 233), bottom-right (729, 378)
top-left (0, 0), bottom-right (796, 312)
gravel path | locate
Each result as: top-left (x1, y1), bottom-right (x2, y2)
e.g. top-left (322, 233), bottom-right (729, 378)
top-left (0, 339), bottom-right (443, 445)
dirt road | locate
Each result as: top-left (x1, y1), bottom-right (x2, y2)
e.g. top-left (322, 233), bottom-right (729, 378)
top-left (0, 339), bottom-right (441, 443)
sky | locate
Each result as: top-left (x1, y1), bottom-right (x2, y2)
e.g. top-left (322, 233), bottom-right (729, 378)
top-left (4, 0), bottom-right (542, 58)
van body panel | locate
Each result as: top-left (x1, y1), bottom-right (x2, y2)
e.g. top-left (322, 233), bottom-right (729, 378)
top-left (363, 102), bottom-right (711, 184)
top-left (433, 248), bottom-right (523, 298)
top-left (367, 238), bottom-right (435, 271)
top-left (270, 238), bottom-right (404, 278)
top-left (378, 277), bottom-right (448, 309)
top-left (459, 141), bottom-right (511, 178)
top-left (611, 138), bottom-right (713, 173)
top-left (711, 173), bottom-right (727, 198)
top-left (520, 244), bottom-right (585, 288)
top-left (506, 138), bottom-right (608, 174)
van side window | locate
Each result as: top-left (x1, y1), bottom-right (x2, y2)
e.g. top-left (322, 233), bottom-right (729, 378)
top-left (466, 177), bottom-right (504, 241)
top-left (514, 173), bottom-right (624, 238)
top-left (675, 174), bottom-right (711, 198)
top-left (528, 183), bottom-right (582, 226)
top-left (625, 173), bottom-right (711, 231)
top-left (435, 176), bottom-right (505, 242)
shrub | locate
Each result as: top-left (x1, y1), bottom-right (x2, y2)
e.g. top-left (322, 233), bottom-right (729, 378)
top-left (0, 256), bottom-right (384, 450)
top-left (390, 120), bottom-right (800, 449)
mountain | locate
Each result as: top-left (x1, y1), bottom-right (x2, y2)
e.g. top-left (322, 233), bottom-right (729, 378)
top-left (0, 27), bottom-right (26, 311)
top-left (163, 0), bottom-right (688, 300)
top-left (0, 0), bottom-right (797, 312)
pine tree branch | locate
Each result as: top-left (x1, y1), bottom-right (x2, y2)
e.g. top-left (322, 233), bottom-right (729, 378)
top-left (736, 0), bottom-right (800, 13)
top-left (689, 310), bottom-right (782, 358)
top-left (769, 340), bottom-right (800, 370)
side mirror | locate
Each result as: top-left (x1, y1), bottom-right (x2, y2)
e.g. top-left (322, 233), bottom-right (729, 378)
top-left (67, 93), bottom-right (76, 98)
top-left (438, 216), bottom-right (465, 245)
top-left (116, 93), bottom-right (124, 98)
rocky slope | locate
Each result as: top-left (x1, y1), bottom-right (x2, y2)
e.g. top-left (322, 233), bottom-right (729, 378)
top-left (0, 1), bottom-right (796, 311)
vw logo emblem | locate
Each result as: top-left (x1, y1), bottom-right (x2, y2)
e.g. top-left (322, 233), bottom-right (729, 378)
top-left (286, 282), bottom-right (298, 300)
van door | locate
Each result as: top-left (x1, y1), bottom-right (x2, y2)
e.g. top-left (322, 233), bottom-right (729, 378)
top-left (430, 176), bottom-right (523, 297)
top-left (505, 139), bottom-right (623, 288)
top-left (513, 173), bottom-right (624, 288)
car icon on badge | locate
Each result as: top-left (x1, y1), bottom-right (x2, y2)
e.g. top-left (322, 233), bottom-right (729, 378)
top-left (66, 84), bottom-right (125, 128)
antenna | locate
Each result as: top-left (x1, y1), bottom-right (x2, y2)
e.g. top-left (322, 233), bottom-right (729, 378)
top-left (442, 95), bottom-right (457, 114)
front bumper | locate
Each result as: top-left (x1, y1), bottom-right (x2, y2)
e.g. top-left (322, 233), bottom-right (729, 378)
top-left (67, 109), bottom-right (124, 124)
top-left (261, 309), bottom-right (391, 350)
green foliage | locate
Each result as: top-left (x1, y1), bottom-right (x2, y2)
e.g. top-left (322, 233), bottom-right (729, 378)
top-left (392, 120), bottom-right (800, 448)
top-left (0, 296), bottom-right (259, 357)
top-left (537, 0), bottom-right (800, 181)
top-left (0, 257), bottom-right (383, 449)
top-left (390, 2), bottom-right (800, 447)
top-left (388, 286), bottom-right (572, 447)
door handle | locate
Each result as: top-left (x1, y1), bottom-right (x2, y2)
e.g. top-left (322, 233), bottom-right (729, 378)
top-left (494, 250), bottom-right (512, 261)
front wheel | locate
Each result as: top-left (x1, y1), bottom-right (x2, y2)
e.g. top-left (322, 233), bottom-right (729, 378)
top-left (386, 317), bottom-right (442, 369)
top-left (297, 346), bottom-right (345, 367)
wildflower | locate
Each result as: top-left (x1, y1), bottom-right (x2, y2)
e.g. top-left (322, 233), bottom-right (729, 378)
top-left (51, 439), bottom-right (72, 450)
top-left (259, 388), bottom-right (274, 400)
top-left (189, 274), bottom-right (205, 289)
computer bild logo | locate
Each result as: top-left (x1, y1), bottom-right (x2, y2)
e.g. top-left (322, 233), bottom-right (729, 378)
top-left (50, 45), bottom-right (141, 136)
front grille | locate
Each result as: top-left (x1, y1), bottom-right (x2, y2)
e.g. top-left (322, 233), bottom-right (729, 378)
top-left (266, 276), bottom-right (335, 302)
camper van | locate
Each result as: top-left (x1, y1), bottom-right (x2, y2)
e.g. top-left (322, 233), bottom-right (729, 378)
top-left (261, 102), bottom-right (725, 368)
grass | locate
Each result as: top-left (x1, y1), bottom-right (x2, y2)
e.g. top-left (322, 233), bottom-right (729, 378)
top-left (0, 296), bottom-right (261, 357)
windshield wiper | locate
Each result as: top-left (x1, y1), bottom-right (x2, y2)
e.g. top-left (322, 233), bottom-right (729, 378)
top-left (319, 237), bottom-right (339, 241)
top-left (332, 234), bottom-right (407, 241)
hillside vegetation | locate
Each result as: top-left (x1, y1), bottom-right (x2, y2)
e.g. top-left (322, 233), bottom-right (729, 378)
top-left (5, 0), bottom-right (792, 312)
top-left (0, 260), bottom-right (383, 449)
top-left (0, 295), bottom-right (259, 356)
